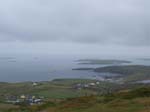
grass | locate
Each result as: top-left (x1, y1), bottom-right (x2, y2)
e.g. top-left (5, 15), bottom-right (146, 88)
top-left (36, 88), bottom-right (95, 99)
top-left (44, 97), bottom-right (145, 112)
top-left (0, 103), bottom-right (19, 112)
top-left (43, 87), bottom-right (150, 112)
top-left (0, 79), bottom-right (100, 101)
top-left (51, 79), bottom-right (98, 86)
top-left (1, 79), bottom-right (150, 112)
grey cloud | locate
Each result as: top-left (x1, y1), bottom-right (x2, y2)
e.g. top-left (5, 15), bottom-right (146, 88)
top-left (0, 0), bottom-right (150, 45)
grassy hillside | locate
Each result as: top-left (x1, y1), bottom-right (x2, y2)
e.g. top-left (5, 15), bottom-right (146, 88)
top-left (0, 79), bottom-right (100, 100)
top-left (1, 78), bottom-right (150, 112)
top-left (6, 87), bottom-right (150, 112)
top-left (38, 87), bottom-right (150, 112)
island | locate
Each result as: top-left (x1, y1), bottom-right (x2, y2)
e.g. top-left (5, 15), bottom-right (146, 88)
top-left (76, 59), bottom-right (131, 65)
top-left (72, 68), bottom-right (94, 70)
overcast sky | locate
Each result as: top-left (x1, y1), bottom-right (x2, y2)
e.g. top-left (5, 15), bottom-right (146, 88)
top-left (0, 0), bottom-right (150, 56)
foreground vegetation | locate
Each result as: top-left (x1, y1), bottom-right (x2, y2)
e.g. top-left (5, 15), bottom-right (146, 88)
top-left (2, 87), bottom-right (150, 112)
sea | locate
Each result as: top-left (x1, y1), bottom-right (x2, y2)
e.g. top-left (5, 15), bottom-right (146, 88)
top-left (0, 53), bottom-right (150, 82)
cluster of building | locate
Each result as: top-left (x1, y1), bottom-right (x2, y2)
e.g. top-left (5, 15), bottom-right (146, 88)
top-left (73, 81), bottom-right (100, 90)
top-left (6, 94), bottom-right (44, 105)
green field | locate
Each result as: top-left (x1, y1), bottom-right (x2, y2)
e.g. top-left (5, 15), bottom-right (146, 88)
top-left (0, 79), bottom-right (100, 100)
top-left (5, 87), bottom-right (150, 112)
top-left (0, 79), bottom-right (101, 111)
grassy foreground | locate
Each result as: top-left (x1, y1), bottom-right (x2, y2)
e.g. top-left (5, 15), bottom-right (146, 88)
top-left (3, 87), bottom-right (150, 112)
top-left (1, 79), bottom-right (150, 112)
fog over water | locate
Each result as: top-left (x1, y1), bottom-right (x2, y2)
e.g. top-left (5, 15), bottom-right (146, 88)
top-left (0, 0), bottom-right (150, 82)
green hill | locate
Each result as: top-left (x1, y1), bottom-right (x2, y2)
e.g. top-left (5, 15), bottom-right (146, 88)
top-left (94, 65), bottom-right (150, 82)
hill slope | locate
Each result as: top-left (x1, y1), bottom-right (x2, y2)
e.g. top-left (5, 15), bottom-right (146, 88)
top-left (94, 65), bottom-right (150, 82)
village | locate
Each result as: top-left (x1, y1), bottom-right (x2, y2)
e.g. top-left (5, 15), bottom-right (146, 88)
top-left (5, 82), bottom-right (44, 106)
top-left (4, 80), bottom-right (111, 106)
top-left (73, 81), bottom-right (100, 90)
top-left (6, 94), bottom-right (44, 105)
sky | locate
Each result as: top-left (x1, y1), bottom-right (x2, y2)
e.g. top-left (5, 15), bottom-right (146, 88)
top-left (0, 0), bottom-right (150, 57)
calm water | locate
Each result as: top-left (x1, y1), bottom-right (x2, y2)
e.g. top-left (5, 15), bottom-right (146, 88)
top-left (0, 54), bottom-right (150, 82)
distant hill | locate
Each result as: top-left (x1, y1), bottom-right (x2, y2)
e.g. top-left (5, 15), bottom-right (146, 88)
top-left (94, 65), bottom-right (150, 82)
